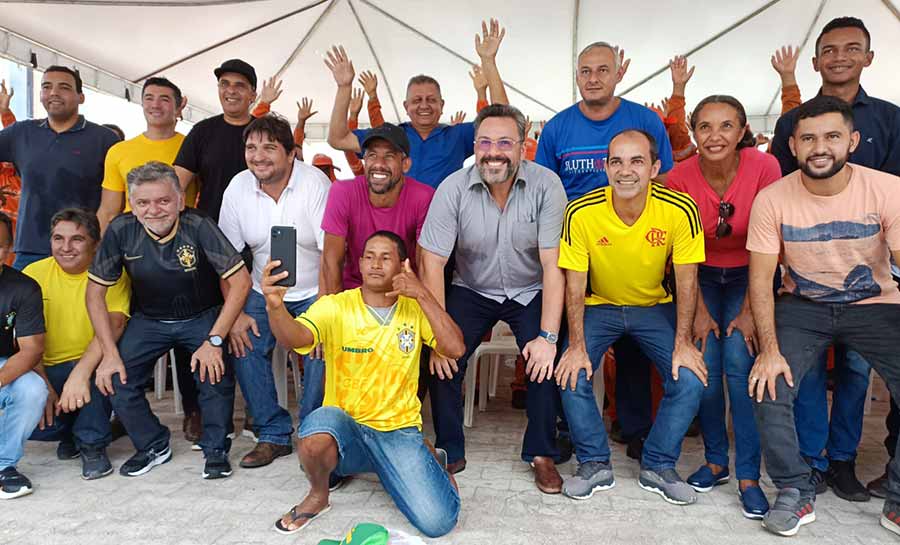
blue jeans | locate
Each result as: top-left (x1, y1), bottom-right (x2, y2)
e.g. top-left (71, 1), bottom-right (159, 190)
top-left (29, 360), bottom-right (112, 449)
top-left (299, 406), bottom-right (459, 538)
top-left (795, 346), bottom-right (870, 471)
top-left (12, 252), bottom-right (48, 271)
top-left (230, 290), bottom-right (324, 446)
top-left (696, 265), bottom-right (760, 480)
top-left (111, 307), bottom-right (235, 457)
top-left (0, 358), bottom-right (48, 468)
top-left (560, 303), bottom-right (704, 471)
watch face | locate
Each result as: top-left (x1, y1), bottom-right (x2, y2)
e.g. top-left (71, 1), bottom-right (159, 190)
top-left (209, 335), bottom-right (224, 347)
top-left (547, 333), bottom-right (559, 343)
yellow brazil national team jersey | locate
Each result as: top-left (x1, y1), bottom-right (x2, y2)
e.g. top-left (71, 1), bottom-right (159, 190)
top-left (559, 183), bottom-right (705, 307)
top-left (23, 257), bottom-right (131, 366)
top-left (101, 133), bottom-right (198, 211)
top-left (294, 288), bottom-right (437, 432)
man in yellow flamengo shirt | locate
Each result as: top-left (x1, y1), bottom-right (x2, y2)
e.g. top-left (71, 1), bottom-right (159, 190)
top-left (24, 208), bottom-right (130, 480)
top-left (262, 231), bottom-right (465, 537)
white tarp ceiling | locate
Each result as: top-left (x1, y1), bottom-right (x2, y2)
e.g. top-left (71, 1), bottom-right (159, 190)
top-left (1, 0), bottom-right (898, 136)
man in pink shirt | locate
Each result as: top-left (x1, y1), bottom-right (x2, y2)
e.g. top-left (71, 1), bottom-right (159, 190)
top-left (745, 95), bottom-right (900, 538)
top-left (320, 123), bottom-right (434, 293)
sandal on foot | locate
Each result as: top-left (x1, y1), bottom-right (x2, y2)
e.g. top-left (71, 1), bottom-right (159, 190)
top-left (273, 503), bottom-right (331, 535)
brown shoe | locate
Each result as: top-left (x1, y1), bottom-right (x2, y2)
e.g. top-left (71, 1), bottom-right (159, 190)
top-left (531, 456), bottom-right (562, 494)
top-left (240, 442), bottom-right (293, 468)
top-left (446, 458), bottom-right (467, 475)
top-left (183, 411), bottom-right (202, 443)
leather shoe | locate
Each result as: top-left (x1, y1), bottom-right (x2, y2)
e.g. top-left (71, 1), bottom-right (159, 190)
top-left (446, 458), bottom-right (467, 475)
top-left (531, 456), bottom-right (562, 494)
top-left (240, 442), bottom-right (292, 468)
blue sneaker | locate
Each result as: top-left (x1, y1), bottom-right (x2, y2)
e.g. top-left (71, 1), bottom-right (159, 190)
top-left (739, 485), bottom-right (770, 519)
top-left (686, 465), bottom-right (730, 492)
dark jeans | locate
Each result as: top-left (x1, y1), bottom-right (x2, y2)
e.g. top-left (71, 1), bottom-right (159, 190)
top-left (111, 307), bottom-right (235, 457)
top-left (430, 286), bottom-right (561, 464)
top-left (753, 295), bottom-right (900, 503)
top-left (888, 396), bottom-right (900, 459)
top-left (29, 360), bottom-right (112, 449)
top-left (613, 337), bottom-right (654, 441)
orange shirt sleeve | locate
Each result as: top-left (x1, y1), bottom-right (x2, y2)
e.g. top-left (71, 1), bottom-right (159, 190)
top-left (476, 99), bottom-right (489, 113)
top-left (666, 95), bottom-right (696, 162)
top-left (251, 101), bottom-right (271, 118)
top-left (294, 126), bottom-right (304, 148)
top-left (368, 97), bottom-right (385, 128)
top-left (1, 111), bottom-right (15, 128)
top-left (345, 115), bottom-right (364, 176)
top-left (781, 84), bottom-right (801, 115)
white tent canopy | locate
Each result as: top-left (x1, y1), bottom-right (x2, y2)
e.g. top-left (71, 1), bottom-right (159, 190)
top-left (1, 0), bottom-right (898, 139)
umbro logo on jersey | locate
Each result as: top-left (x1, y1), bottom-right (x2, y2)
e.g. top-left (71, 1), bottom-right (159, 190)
top-left (596, 237), bottom-right (612, 246)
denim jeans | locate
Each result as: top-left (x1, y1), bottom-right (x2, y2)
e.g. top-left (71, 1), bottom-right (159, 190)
top-left (28, 360), bottom-right (112, 449)
top-left (230, 290), bottom-right (324, 446)
top-left (111, 307), bottom-right (235, 457)
top-left (794, 346), bottom-right (870, 471)
top-left (560, 303), bottom-right (704, 471)
top-left (11, 252), bottom-right (48, 271)
top-left (753, 295), bottom-right (900, 503)
top-left (299, 406), bottom-right (459, 538)
top-left (0, 358), bottom-right (48, 468)
top-left (430, 286), bottom-right (562, 464)
top-left (695, 265), bottom-right (761, 480)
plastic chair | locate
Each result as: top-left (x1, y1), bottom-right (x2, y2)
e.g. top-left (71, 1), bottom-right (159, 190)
top-left (463, 322), bottom-right (518, 428)
top-left (272, 345), bottom-right (303, 410)
top-left (153, 349), bottom-right (182, 415)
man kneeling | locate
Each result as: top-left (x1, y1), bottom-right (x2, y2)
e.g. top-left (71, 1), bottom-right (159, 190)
top-left (263, 231), bottom-right (465, 537)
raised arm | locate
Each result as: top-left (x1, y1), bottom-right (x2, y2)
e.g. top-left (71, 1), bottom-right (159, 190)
top-left (295, 97), bottom-right (318, 150)
top-left (475, 18), bottom-right (509, 105)
top-left (262, 260), bottom-right (317, 349)
top-left (771, 46), bottom-right (802, 114)
top-left (325, 45), bottom-right (361, 153)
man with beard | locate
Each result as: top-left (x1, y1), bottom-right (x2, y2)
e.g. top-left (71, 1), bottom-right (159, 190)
top-left (86, 161), bottom-right (251, 480)
top-left (770, 17), bottom-right (900, 502)
top-left (218, 115), bottom-right (331, 468)
top-left (555, 129), bottom-right (706, 506)
top-left (320, 123), bottom-right (434, 294)
top-left (747, 95), bottom-right (900, 538)
top-left (419, 104), bottom-right (568, 492)
top-left (0, 66), bottom-right (118, 270)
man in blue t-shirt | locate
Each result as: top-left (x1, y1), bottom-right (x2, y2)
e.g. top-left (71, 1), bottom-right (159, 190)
top-left (323, 19), bottom-right (510, 189)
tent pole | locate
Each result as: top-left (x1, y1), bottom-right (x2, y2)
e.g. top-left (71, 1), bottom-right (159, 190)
top-left (571, 0), bottom-right (580, 104)
top-left (347, 0), bottom-right (402, 122)
top-left (272, 0), bottom-right (340, 81)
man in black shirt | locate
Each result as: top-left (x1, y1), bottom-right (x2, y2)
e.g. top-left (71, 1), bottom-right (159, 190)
top-left (173, 59), bottom-right (258, 221)
top-left (0, 212), bottom-right (48, 499)
top-left (86, 162), bottom-right (251, 480)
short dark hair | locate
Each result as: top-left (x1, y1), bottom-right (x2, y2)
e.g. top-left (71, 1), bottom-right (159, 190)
top-left (474, 104), bottom-right (528, 141)
top-left (103, 123), bottom-right (125, 142)
top-left (365, 230), bottom-right (408, 262)
top-left (608, 129), bottom-right (659, 163)
top-left (0, 211), bottom-right (12, 246)
top-left (406, 75), bottom-right (442, 96)
top-left (44, 65), bottom-right (83, 93)
top-left (243, 114), bottom-right (295, 155)
top-left (793, 95), bottom-right (855, 134)
top-left (815, 17), bottom-right (871, 54)
top-left (51, 208), bottom-right (101, 243)
top-left (143, 77), bottom-right (183, 106)
top-left (690, 95), bottom-right (757, 150)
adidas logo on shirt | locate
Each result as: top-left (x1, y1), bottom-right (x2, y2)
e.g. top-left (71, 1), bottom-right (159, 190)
top-left (596, 236), bottom-right (611, 247)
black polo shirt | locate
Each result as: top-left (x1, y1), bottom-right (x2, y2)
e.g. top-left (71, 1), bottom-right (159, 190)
top-left (0, 265), bottom-right (45, 358)
top-left (0, 116), bottom-right (119, 256)
top-left (772, 87), bottom-right (900, 177)
top-left (89, 208), bottom-right (244, 321)
top-left (173, 114), bottom-right (250, 221)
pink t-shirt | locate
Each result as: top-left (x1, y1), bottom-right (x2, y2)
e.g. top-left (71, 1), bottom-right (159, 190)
top-left (667, 147), bottom-right (781, 268)
top-left (746, 164), bottom-right (900, 304)
top-left (321, 175), bottom-right (434, 289)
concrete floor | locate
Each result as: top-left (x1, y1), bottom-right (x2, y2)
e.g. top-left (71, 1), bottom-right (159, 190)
top-left (2, 362), bottom-right (896, 545)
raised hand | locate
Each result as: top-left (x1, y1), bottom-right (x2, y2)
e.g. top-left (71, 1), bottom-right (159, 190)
top-left (449, 111), bottom-right (466, 125)
top-left (0, 79), bottom-right (13, 113)
top-left (475, 18), bottom-right (506, 59)
top-left (644, 101), bottom-right (665, 118)
top-left (259, 76), bottom-right (284, 104)
top-left (468, 64), bottom-right (488, 92)
top-left (771, 45), bottom-right (800, 77)
top-left (669, 55), bottom-right (695, 95)
top-left (614, 46), bottom-right (631, 79)
top-left (358, 70), bottom-right (378, 98)
top-left (324, 45), bottom-right (355, 87)
top-left (261, 260), bottom-right (290, 310)
top-left (296, 97), bottom-right (318, 124)
top-left (349, 88), bottom-right (364, 117)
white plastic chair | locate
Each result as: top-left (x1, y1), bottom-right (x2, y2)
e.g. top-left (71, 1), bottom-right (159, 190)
top-left (272, 345), bottom-right (303, 410)
top-left (153, 349), bottom-right (182, 415)
top-left (463, 322), bottom-right (518, 427)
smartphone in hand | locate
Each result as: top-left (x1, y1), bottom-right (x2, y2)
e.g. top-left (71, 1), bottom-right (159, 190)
top-left (270, 226), bottom-right (297, 287)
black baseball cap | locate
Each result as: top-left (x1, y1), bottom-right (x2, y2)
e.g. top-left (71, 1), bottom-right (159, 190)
top-left (360, 123), bottom-right (410, 156)
top-left (214, 59), bottom-right (257, 89)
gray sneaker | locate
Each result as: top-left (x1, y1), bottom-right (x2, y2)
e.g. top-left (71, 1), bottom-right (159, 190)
top-left (638, 468), bottom-right (697, 505)
top-left (762, 488), bottom-right (815, 537)
top-left (563, 461), bottom-right (615, 500)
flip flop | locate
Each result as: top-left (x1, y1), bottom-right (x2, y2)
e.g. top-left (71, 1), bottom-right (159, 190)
top-left (273, 503), bottom-right (332, 535)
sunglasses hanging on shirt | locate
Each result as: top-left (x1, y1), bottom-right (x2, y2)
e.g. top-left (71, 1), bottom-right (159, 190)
top-left (716, 201), bottom-right (735, 239)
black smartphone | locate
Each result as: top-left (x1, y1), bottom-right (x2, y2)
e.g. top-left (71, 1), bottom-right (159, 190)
top-left (270, 226), bottom-right (297, 287)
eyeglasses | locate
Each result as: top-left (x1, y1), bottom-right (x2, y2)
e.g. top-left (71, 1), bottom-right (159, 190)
top-left (474, 138), bottom-right (522, 152)
top-left (716, 201), bottom-right (735, 239)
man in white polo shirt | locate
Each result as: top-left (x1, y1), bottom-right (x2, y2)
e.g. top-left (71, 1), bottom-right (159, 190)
top-left (218, 114), bottom-right (331, 469)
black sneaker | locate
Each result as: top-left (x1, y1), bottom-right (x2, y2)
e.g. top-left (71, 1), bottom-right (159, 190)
top-left (826, 460), bottom-right (870, 502)
top-left (809, 468), bottom-right (827, 495)
top-left (81, 447), bottom-right (113, 481)
top-left (0, 467), bottom-right (33, 500)
top-left (119, 445), bottom-right (172, 477)
top-left (57, 440), bottom-right (80, 460)
top-left (202, 452), bottom-right (233, 480)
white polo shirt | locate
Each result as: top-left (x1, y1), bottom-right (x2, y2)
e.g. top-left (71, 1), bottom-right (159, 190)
top-left (219, 159), bottom-right (331, 301)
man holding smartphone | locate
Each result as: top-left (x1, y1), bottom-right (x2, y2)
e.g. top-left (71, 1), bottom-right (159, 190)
top-left (218, 114), bottom-right (331, 469)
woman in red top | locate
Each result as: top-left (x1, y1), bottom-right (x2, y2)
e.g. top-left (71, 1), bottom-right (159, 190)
top-left (667, 95), bottom-right (781, 519)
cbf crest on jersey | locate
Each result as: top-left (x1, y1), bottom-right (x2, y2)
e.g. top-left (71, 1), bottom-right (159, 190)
top-left (397, 326), bottom-right (416, 354)
top-left (176, 244), bottom-right (197, 270)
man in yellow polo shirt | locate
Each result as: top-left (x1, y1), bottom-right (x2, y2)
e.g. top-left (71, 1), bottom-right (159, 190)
top-left (262, 231), bottom-right (464, 537)
top-left (554, 129), bottom-right (708, 506)
top-left (24, 208), bottom-right (129, 480)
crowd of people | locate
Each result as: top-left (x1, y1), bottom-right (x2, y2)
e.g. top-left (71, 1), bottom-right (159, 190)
top-left (0, 14), bottom-right (899, 541)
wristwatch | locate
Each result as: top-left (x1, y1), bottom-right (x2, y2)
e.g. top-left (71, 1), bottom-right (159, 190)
top-left (538, 330), bottom-right (559, 344)
top-left (207, 335), bottom-right (224, 348)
